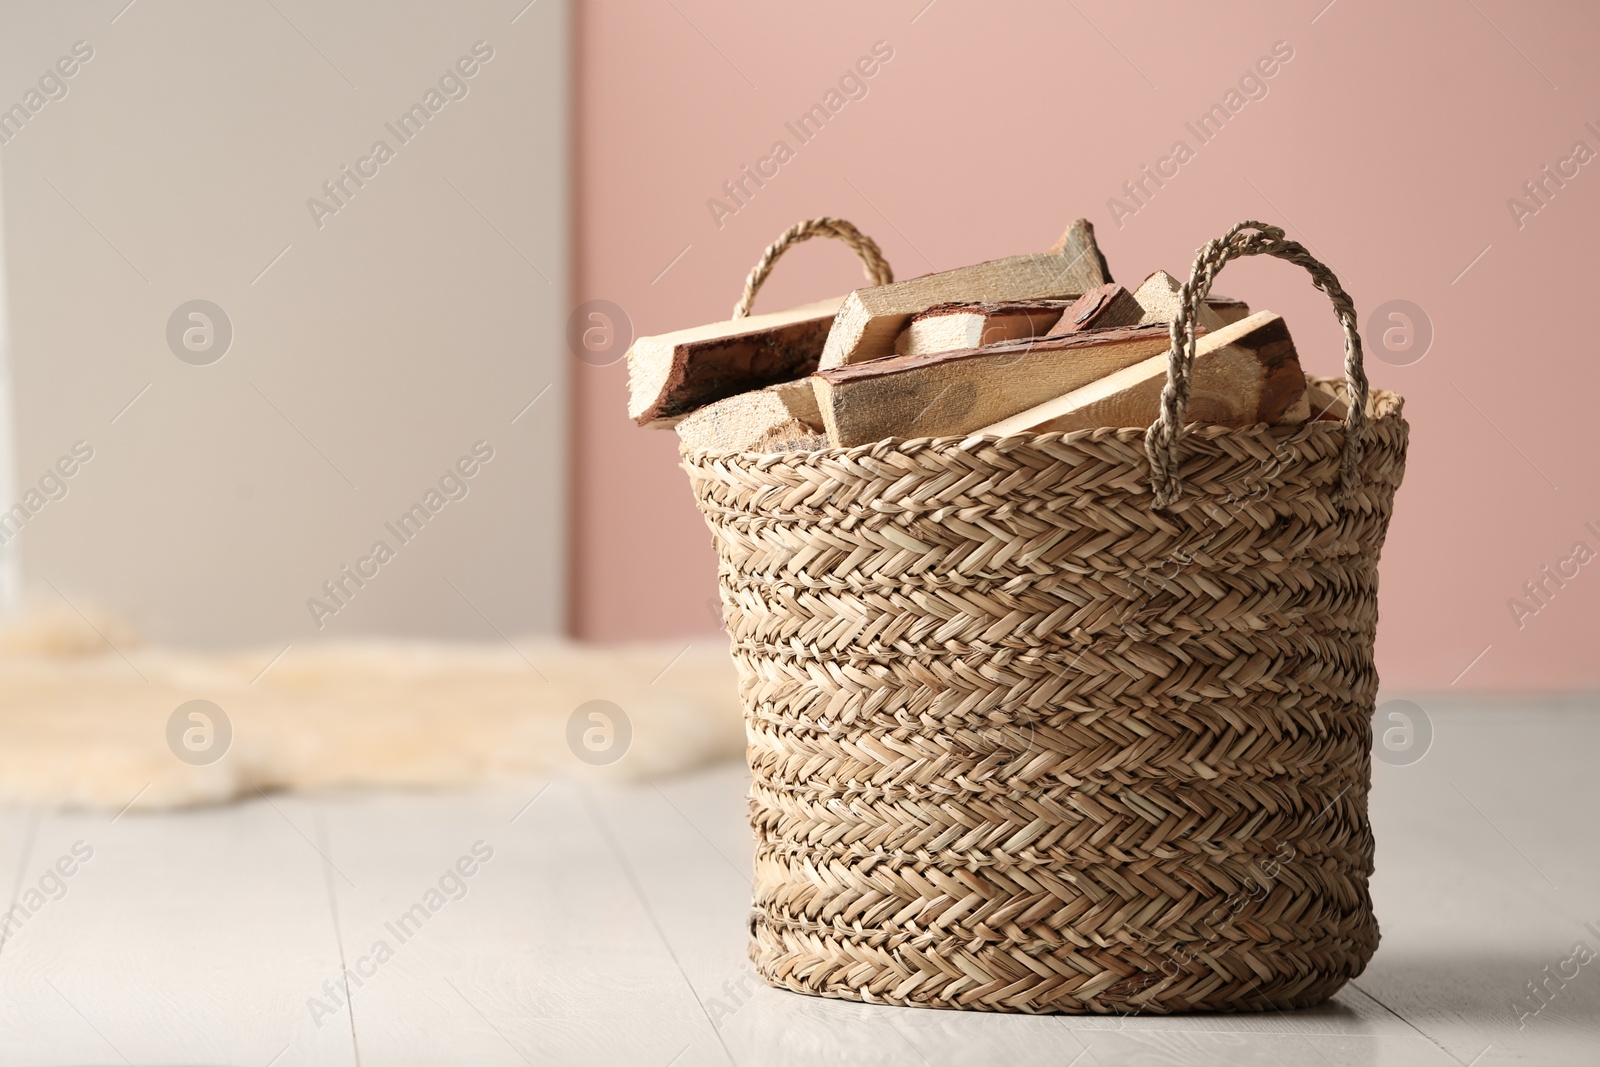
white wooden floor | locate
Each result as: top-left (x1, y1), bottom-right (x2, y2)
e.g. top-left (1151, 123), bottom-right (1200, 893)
top-left (0, 700), bottom-right (1596, 1066)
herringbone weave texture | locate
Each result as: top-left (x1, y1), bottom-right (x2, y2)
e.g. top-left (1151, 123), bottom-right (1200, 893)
top-left (683, 381), bottom-right (1408, 1013)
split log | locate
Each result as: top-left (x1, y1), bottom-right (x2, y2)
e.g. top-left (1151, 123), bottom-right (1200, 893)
top-left (971, 311), bottom-right (1307, 437)
top-left (1305, 377), bottom-right (1348, 421)
top-left (1206, 295), bottom-right (1251, 326)
top-left (1049, 283), bottom-right (1144, 333)
top-left (813, 323), bottom-right (1175, 447)
top-left (625, 297), bottom-right (840, 427)
top-left (674, 378), bottom-right (823, 452)
top-left (893, 300), bottom-right (1070, 356)
top-left (816, 218), bottom-right (1111, 369)
top-left (1130, 270), bottom-right (1255, 333)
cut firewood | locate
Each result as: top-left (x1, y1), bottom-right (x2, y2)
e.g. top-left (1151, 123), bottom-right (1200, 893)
top-left (816, 218), bottom-right (1111, 370)
top-left (1277, 389), bottom-right (1312, 426)
top-left (1130, 270), bottom-right (1256, 333)
top-left (1206, 296), bottom-right (1250, 325)
top-left (674, 378), bottom-right (822, 452)
top-left (893, 300), bottom-right (1071, 356)
top-left (764, 430), bottom-right (828, 451)
top-left (971, 310), bottom-right (1307, 437)
top-left (1048, 283), bottom-right (1144, 333)
top-left (1305, 377), bottom-right (1348, 421)
top-left (626, 296), bottom-right (841, 427)
top-left (813, 323), bottom-right (1177, 447)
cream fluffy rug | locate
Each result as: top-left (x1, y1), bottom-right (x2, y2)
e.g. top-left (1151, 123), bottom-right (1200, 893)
top-left (0, 608), bottom-right (744, 811)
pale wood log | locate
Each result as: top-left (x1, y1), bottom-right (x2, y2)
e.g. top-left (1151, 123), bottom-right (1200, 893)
top-left (893, 300), bottom-right (1070, 356)
top-left (764, 430), bottom-right (828, 451)
top-left (674, 379), bottom-right (823, 452)
top-left (972, 310), bottom-right (1307, 437)
top-left (813, 323), bottom-right (1175, 447)
top-left (625, 297), bottom-right (841, 427)
top-left (1132, 270), bottom-right (1226, 332)
top-left (816, 218), bottom-right (1111, 370)
top-left (1130, 270), bottom-right (1253, 331)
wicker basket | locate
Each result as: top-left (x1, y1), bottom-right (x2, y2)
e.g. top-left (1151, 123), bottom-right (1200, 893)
top-left (682, 219), bottom-right (1408, 1014)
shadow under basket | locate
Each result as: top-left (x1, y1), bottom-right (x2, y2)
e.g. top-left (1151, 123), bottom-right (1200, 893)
top-left (681, 220), bottom-right (1410, 1013)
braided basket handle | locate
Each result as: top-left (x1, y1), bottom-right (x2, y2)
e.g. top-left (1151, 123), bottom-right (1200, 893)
top-left (733, 217), bottom-right (893, 319)
top-left (1144, 220), bottom-right (1370, 508)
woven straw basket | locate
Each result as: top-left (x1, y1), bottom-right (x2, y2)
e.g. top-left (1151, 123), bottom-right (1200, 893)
top-left (682, 219), bottom-right (1409, 1014)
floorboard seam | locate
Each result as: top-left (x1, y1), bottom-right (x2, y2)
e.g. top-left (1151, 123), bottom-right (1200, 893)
top-left (1348, 981), bottom-right (1468, 1064)
top-left (578, 785), bottom-right (741, 1067)
top-left (315, 808), bottom-right (363, 1067)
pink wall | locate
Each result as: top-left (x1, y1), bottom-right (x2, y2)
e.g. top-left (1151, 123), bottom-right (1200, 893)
top-left (572, 0), bottom-right (1600, 691)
